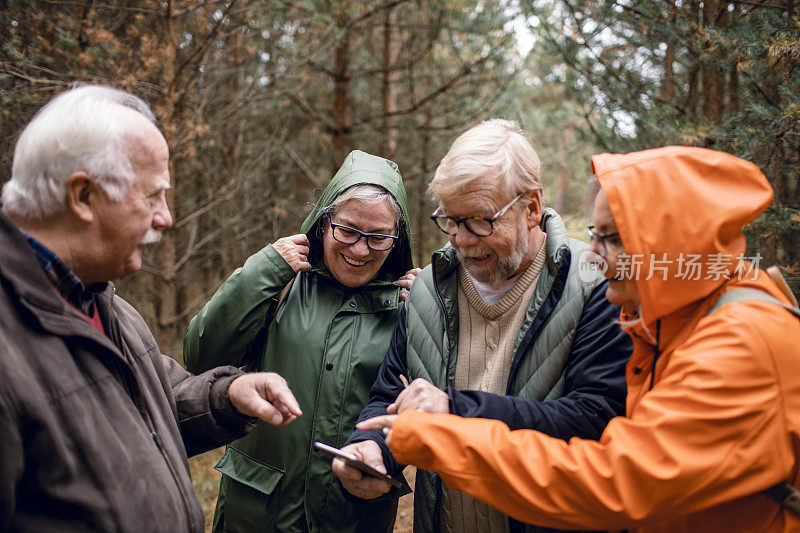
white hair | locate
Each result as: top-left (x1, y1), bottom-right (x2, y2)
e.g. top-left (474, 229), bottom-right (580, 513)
top-left (324, 184), bottom-right (403, 230)
top-left (430, 118), bottom-right (544, 210)
top-left (2, 84), bottom-right (156, 221)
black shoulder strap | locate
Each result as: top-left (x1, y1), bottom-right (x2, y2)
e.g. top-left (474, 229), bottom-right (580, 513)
top-left (268, 276), bottom-right (296, 323)
top-left (242, 276), bottom-right (296, 372)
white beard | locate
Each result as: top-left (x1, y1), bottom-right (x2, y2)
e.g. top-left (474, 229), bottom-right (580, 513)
top-left (456, 219), bottom-right (529, 287)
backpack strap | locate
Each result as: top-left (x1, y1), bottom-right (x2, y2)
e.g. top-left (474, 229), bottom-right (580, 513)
top-left (764, 484), bottom-right (800, 516)
top-left (707, 288), bottom-right (800, 319)
top-left (706, 287), bottom-right (800, 514)
top-left (268, 276), bottom-right (296, 323)
top-left (242, 276), bottom-right (296, 372)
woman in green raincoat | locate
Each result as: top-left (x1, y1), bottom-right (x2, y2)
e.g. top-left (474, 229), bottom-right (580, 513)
top-left (184, 150), bottom-right (416, 532)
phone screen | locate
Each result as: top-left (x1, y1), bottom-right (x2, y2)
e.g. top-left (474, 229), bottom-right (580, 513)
top-left (314, 441), bottom-right (402, 488)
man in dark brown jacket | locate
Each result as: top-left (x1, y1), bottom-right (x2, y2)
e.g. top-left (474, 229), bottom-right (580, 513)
top-left (0, 85), bottom-right (302, 532)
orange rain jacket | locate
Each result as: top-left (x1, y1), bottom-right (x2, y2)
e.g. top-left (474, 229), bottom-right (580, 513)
top-left (388, 146), bottom-right (800, 532)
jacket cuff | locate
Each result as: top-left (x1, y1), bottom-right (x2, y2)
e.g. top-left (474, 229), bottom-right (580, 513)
top-left (446, 387), bottom-right (459, 415)
top-left (260, 244), bottom-right (297, 281)
top-left (209, 372), bottom-right (259, 431)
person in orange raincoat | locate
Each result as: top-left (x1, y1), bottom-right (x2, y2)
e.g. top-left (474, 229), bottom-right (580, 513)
top-left (359, 146), bottom-right (800, 532)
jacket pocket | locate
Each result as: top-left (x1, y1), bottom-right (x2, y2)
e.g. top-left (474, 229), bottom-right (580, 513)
top-left (214, 446), bottom-right (283, 495)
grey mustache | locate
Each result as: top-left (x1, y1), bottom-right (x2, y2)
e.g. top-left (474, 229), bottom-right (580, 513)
top-left (141, 229), bottom-right (162, 245)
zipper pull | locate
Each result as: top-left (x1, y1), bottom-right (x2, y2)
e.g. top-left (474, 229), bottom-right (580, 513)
top-left (151, 431), bottom-right (163, 452)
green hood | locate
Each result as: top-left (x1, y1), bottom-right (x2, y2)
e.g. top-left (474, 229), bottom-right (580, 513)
top-left (300, 149), bottom-right (414, 278)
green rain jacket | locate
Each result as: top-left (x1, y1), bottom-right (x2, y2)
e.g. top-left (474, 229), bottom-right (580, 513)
top-left (184, 150), bottom-right (414, 533)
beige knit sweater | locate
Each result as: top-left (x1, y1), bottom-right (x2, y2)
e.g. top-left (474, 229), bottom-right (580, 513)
top-left (440, 240), bottom-right (547, 533)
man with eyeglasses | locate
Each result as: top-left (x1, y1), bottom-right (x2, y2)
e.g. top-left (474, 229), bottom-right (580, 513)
top-left (334, 119), bottom-right (632, 533)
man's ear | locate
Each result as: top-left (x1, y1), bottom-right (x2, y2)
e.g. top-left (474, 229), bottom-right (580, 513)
top-left (66, 173), bottom-right (99, 223)
top-left (526, 189), bottom-right (544, 229)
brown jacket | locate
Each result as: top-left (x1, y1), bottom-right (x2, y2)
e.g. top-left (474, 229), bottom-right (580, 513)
top-left (0, 212), bottom-right (256, 532)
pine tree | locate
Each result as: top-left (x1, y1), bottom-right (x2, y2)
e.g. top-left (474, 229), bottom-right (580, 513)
top-left (520, 0), bottom-right (800, 292)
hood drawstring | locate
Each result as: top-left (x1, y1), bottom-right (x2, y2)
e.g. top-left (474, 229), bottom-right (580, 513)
top-left (649, 319), bottom-right (661, 390)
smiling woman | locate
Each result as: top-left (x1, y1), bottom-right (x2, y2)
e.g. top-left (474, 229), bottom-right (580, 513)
top-left (183, 150), bottom-right (416, 533)
top-left (322, 186), bottom-right (400, 288)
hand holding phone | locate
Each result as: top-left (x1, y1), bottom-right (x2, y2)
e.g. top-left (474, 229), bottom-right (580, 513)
top-left (315, 441), bottom-right (402, 489)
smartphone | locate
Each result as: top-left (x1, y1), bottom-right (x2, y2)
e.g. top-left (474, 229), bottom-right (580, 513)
top-left (314, 441), bottom-right (402, 488)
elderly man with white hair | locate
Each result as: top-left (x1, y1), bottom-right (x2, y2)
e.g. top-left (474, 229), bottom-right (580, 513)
top-left (0, 85), bottom-right (302, 532)
top-left (333, 119), bottom-right (632, 533)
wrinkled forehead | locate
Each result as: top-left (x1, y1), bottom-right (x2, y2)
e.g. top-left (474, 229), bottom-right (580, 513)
top-left (124, 121), bottom-right (168, 164)
top-left (438, 177), bottom-right (506, 214)
top-left (121, 115), bottom-right (170, 180)
top-left (330, 197), bottom-right (398, 230)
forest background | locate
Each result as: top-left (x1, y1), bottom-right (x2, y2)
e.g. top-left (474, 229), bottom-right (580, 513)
top-left (2, 0), bottom-right (798, 530)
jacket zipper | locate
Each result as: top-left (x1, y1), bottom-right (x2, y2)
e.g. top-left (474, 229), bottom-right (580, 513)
top-left (430, 255), bottom-right (449, 533)
top-left (107, 288), bottom-right (199, 533)
top-left (430, 255), bottom-right (453, 377)
top-left (648, 320), bottom-right (661, 391)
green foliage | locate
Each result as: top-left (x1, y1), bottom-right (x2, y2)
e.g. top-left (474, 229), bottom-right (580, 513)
top-left (3, 0), bottom-right (795, 339)
top-left (0, 0), bottom-right (521, 350)
top-left (520, 0), bottom-right (800, 293)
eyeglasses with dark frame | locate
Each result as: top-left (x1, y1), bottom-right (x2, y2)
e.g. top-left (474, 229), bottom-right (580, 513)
top-left (430, 191), bottom-right (528, 237)
top-left (329, 222), bottom-right (398, 251)
top-left (587, 225), bottom-right (621, 257)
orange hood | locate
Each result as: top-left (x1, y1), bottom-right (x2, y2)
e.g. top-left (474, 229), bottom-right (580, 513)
top-left (592, 146), bottom-right (773, 326)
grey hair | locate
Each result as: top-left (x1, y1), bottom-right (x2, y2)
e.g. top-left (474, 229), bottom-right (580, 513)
top-left (322, 184), bottom-right (403, 232)
top-left (2, 84), bottom-right (157, 221)
top-left (429, 118), bottom-right (545, 210)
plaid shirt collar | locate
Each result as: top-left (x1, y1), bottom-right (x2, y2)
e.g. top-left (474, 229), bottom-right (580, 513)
top-left (23, 232), bottom-right (96, 317)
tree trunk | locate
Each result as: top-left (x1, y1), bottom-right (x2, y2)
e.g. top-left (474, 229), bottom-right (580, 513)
top-left (416, 109), bottom-right (433, 267)
top-left (381, 5), bottom-right (400, 159)
top-left (332, 2), bottom-right (351, 169)
top-left (701, 0), bottom-right (725, 124)
top-left (153, 2), bottom-right (179, 351)
top-left (728, 1), bottom-right (739, 113)
top-left (686, 0), bottom-right (701, 116)
top-left (729, 63), bottom-right (739, 113)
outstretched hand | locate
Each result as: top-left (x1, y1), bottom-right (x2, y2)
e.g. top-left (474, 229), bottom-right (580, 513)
top-left (273, 234), bottom-right (311, 272)
top-left (356, 415), bottom-right (399, 446)
top-left (228, 372), bottom-right (302, 427)
top-left (394, 268), bottom-right (421, 302)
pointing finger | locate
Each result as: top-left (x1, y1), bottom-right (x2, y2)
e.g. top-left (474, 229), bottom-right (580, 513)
top-left (269, 383), bottom-right (302, 417)
top-left (356, 414), bottom-right (397, 432)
